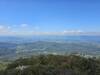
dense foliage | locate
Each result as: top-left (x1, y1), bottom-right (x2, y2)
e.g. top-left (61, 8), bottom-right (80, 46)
top-left (0, 55), bottom-right (100, 75)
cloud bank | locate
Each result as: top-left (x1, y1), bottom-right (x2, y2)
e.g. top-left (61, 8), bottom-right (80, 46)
top-left (0, 24), bottom-right (99, 36)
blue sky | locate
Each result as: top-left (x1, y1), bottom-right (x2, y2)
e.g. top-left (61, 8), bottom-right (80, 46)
top-left (0, 0), bottom-right (100, 35)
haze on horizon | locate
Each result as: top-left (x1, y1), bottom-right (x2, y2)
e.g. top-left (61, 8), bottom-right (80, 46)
top-left (0, 0), bottom-right (100, 36)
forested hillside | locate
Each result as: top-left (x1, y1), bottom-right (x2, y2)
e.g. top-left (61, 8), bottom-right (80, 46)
top-left (0, 55), bottom-right (100, 75)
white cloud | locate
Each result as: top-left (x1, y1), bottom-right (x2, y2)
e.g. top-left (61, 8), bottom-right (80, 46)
top-left (0, 25), bottom-right (59, 35)
top-left (0, 25), bottom-right (14, 35)
top-left (0, 25), bottom-right (10, 32)
top-left (0, 25), bottom-right (4, 29)
top-left (20, 24), bottom-right (28, 27)
top-left (63, 30), bottom-right (83, 33)
top-left (62, 30), bottom-right (83, 35)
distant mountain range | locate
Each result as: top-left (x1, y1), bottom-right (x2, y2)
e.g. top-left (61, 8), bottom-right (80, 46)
top-left (0, 35), bottom-right (100, 60)
top-left (0, 35), bottom-right (100, 43)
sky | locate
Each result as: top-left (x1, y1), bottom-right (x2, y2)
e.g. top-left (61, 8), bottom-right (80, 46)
top-left (0, 0), bottom-right (100, 36)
